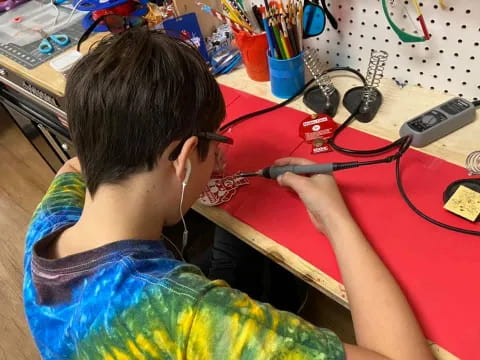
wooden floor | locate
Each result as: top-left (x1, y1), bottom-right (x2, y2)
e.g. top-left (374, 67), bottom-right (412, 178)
top-left (0, 106), bottom-right (53, 360)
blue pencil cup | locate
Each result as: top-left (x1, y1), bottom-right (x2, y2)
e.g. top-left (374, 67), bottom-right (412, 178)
top-left (267, 51), bottom-right (305, 99)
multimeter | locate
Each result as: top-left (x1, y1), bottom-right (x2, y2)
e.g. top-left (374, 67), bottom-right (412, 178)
top-left (399, 98), bottom-right (476, 147)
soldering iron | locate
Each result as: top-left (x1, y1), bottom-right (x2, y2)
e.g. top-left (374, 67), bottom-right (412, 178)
top-left (240, 161), bottom-right (367, 179)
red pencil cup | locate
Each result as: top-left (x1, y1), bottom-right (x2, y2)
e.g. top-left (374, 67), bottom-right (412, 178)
top-left (234, 30), bottom-right (270, 82)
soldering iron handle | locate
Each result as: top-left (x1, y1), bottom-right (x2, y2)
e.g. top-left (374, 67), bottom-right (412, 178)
top-left (264, 164), bottom-right (335, 178)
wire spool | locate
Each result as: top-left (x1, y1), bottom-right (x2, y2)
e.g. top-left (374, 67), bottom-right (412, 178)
top-left (466, 151), bottom-right (480, 175)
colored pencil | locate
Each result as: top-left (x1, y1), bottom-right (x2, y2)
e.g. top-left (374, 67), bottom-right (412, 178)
top-left (282, 32), bottom-right (293, 58)
top-left (287, 22), bottom-right (298, 55)
top-left (296, 2), bottom-right (303, 50)
top-left (197, 2), bottom-right (254, 33)
top-left (271, 19), bottom-right (287, 59)
top-left (262, 12), bottom-right (279, 58)
top-left (225, 0), bottom-right (252, 27)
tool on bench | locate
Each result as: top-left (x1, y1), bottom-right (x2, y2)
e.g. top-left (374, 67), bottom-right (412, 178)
top-left (343, 49), bottom-right (389, 123)
top-left (399, 98), bottom-right (477, 148)
top-left (239, 161), bottom-right (379, 179)
top-left (37, 29), bottom-right (70, 54)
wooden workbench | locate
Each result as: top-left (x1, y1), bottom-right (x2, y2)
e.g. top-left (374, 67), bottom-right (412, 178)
top-left (2, 46), bottom-right (478, 359)
top-left (197, 68), bottom-right (479, 360)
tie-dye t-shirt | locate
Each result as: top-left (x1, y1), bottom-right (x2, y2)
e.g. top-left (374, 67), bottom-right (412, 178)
top-left (23, 172), bottom-right (345, 360)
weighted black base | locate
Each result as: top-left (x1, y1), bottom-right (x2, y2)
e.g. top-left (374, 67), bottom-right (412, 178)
top-left (343, 86), bottom-right (383, 123)
top-left (303, 86), bottom-right (340, 117)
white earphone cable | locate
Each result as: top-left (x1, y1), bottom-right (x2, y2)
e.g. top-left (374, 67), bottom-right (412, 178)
top-left (180, 183), bottom-right (189, 253)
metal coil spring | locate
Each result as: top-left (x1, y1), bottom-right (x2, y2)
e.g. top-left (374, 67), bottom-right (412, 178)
top-left (304, 49), bottom-right (336, 98)
top-left (361, 50), bottom-right (389, 111)
top-left (466, 151), bottom-right (480, 175)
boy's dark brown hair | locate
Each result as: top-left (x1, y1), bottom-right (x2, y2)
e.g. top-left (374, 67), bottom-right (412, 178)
top-left (66, 27), bottom-right (226, 195)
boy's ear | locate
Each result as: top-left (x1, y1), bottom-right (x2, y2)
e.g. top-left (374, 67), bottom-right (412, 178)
top-left (173, 136), bottom-right (198, 181)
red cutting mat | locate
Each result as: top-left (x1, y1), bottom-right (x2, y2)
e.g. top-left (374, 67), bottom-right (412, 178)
top-left (218, 85), bottom-right (480, 360)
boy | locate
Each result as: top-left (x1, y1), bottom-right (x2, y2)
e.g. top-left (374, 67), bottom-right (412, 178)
top-left (24, 27), bottom-right (434, 359)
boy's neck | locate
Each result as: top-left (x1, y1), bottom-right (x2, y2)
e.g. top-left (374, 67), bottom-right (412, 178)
top-left (51, 170), bottom-right (176, 259)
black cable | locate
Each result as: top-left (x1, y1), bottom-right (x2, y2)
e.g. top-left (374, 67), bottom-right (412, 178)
top-left (396, 157), bottom-right (480, 236)
top-left (222, 66), bottom-right (479, 236)
top-left (329, 112), bottom-right (411, 156)
top-left (220, 79), bottom-right (315, 133)
top-left (331, 103), bottom-right (480, 236)
top-left (220, 67), bottom-right (367, 133)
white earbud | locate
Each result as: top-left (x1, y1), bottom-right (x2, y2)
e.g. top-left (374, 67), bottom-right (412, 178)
top-left (180, 159), bottom-right (191, 253)
top-left (183, 159), bottom-right (192, 187)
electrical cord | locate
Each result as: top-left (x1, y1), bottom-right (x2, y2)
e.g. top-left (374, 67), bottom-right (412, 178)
top-left (220, 67), bottom-right (367, 133)
top-left (330, 99), bottom-right (479, 236)
top-left (220, 78), bottom-right (315, 133)
top-left (396, 157), bottom-right (480, 236)
top-left (222, 66), bottom-right (480, 236)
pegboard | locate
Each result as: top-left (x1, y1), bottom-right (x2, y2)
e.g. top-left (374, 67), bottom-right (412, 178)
top-left (247, 0), bottom-right (480, 101)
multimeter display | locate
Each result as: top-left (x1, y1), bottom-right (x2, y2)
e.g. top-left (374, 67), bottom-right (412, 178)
top-left (407, 110), bottom-right (447, 132)
top-left (399, 97), bottom-right (475, 147)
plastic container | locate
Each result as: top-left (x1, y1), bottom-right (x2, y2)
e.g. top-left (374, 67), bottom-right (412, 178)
top-left (234, 30), bottom-right (270, 82)
top-left (267, 51), bottom-right (305, 99)
top-left (49, 50), bottom-right (84, 77)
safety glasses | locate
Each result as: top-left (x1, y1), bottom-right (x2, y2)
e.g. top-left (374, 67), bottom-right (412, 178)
top-left (381, 0), bottom-right (429, 43)
top-left (303, 0), bottom-right (337, 39)
top-left (168, 132), bottom-right (234, 161)
top-left (76, 14), bottom-right (146, 51)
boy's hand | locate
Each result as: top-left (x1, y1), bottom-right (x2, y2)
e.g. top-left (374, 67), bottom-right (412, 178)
top-left (275, 157), bottom-right (353, 235)
top-left (56, 157), bottom-right (82, 176)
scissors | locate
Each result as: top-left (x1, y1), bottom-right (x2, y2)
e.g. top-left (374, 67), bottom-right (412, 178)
top-left (38, 30), bottom-right (70, 54)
